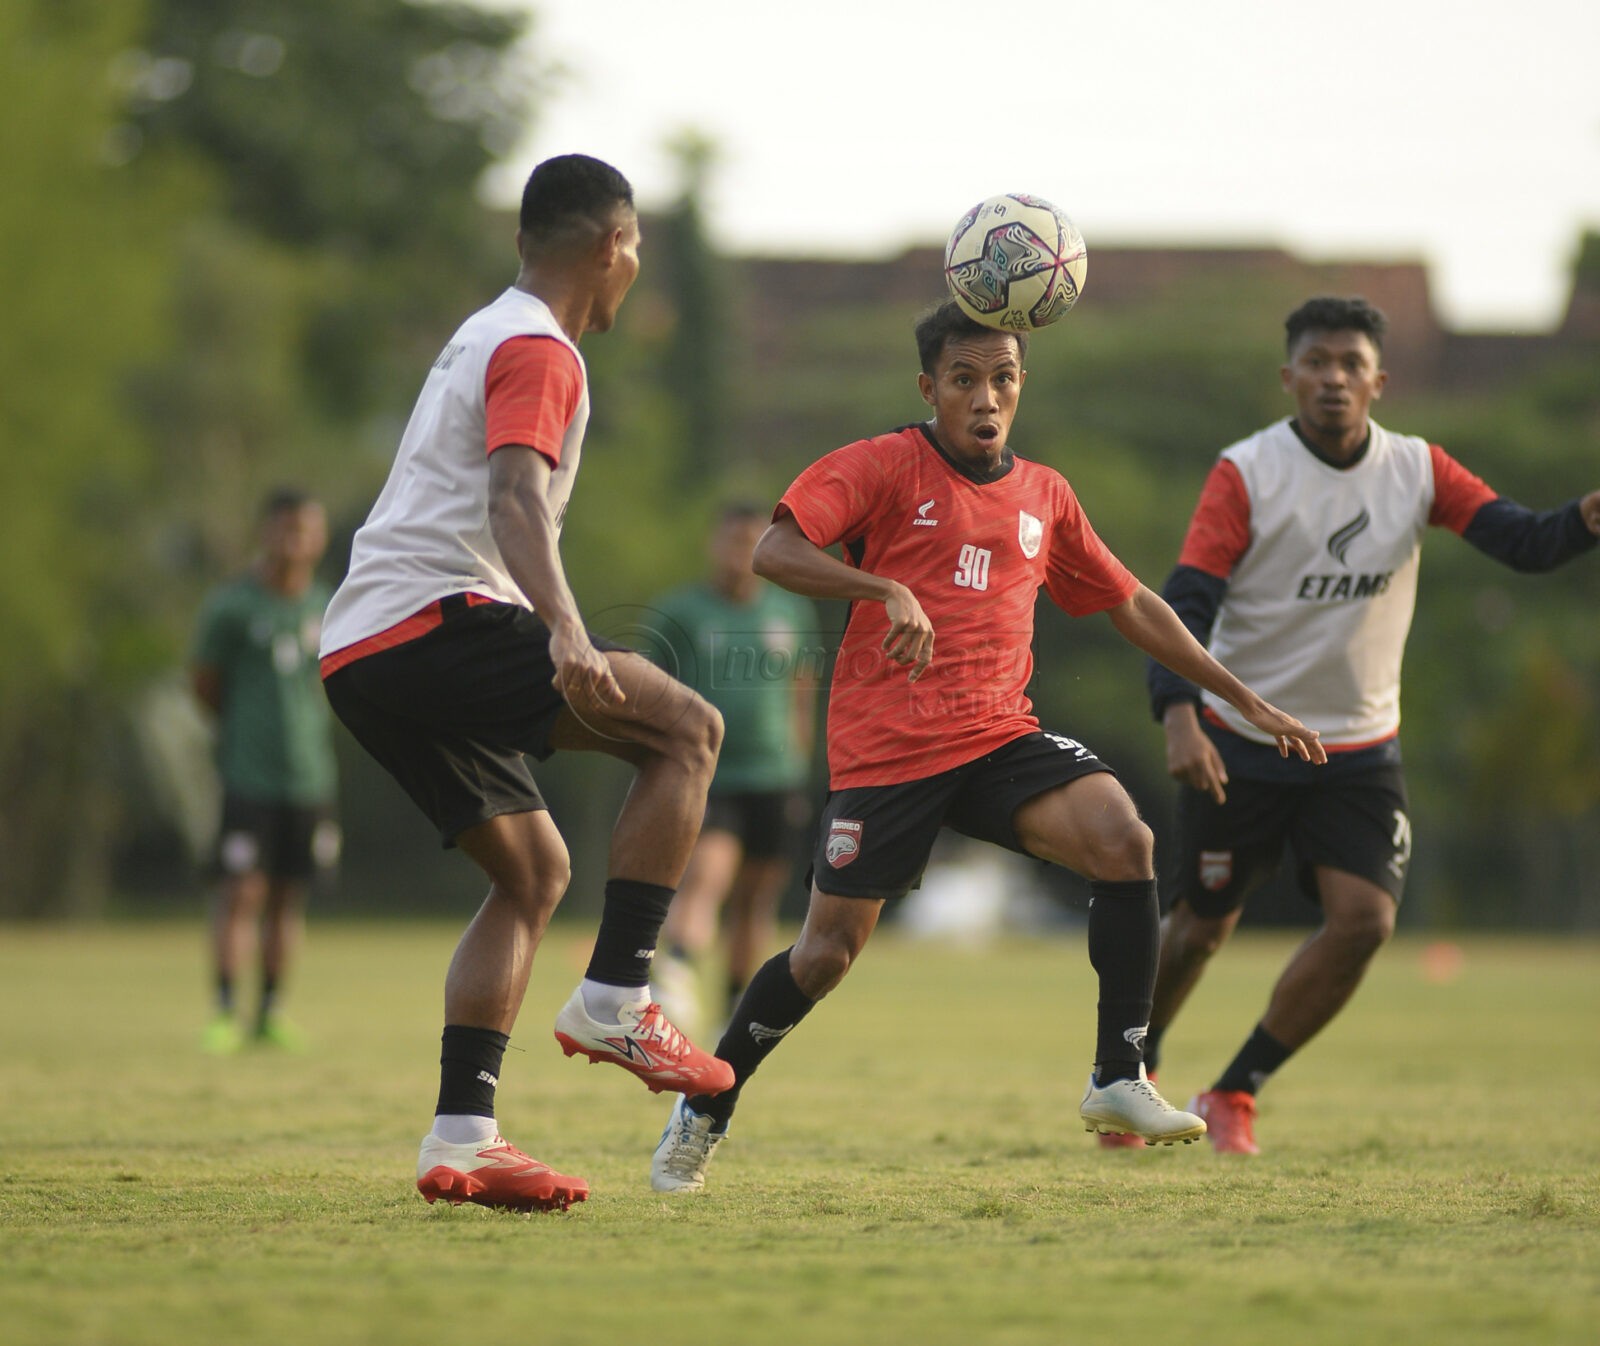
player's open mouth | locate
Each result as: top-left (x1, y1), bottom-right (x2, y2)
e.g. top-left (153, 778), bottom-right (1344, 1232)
top-left (974, 424), bottom-right (1000, 443)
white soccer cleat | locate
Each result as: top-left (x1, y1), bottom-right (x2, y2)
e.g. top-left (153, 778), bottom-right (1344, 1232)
top-left (1080, 1064), bottom-right (1207, 1146)
top-left (651, 1093), bottom-right (728, 1193)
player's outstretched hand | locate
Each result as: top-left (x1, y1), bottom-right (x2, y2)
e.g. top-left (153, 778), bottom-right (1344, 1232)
top-left (1579, 488), bottom-right (1600, 536)
top-left (882, 582), bottom-right (934, 682)
top-left (1242, 701), bottom-right (1325, 765)
top-left (550, 621), bottom-right (626, 709)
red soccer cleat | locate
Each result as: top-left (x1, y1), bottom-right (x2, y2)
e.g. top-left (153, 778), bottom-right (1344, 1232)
top-left (416, 1134), bottom-right (589, 1212)
top-left (553, 988), bottom-right (735, 1096)
top-left (1190, 1089), bottom-right (1260, 1155)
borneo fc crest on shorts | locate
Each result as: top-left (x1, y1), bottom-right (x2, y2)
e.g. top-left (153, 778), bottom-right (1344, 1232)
top-left (825, 818), bottom-right (863, 867)
top-left (1199, 849), bottom-right (1233, 892)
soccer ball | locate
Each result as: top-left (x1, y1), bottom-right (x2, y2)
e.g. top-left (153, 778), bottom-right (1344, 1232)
top-left (943, 193), bottom-right (1087, 331)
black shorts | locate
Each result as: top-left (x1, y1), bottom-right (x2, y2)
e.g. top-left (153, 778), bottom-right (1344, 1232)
top-left (323, 597), bottom-right (626, 846)
top-left (703, 789), bottom-right (808, 861)
top-left (215, 793), bottom-right (340, 882)
top-left (1173, 754), bottom-right (1412, 917)
top-left (810, 730), bottom-right (1114, 900)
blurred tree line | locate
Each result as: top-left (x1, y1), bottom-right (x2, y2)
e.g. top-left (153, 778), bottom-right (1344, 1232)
top-left (1, 0), bottom-right (1593, 927)
top-left (0, 0), bottom-right (534, 915)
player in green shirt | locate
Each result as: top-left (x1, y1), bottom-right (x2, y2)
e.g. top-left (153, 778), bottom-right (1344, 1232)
top-left (191, 489), bottom-right (340, 1053)
top-left (648, 503), bottom-right (820, 1033)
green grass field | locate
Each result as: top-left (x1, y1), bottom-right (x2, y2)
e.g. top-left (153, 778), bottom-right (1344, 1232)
top-left (2, 920), bottom-right (1596, 1346)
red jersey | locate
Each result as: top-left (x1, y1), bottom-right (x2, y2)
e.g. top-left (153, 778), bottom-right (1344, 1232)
top-left (778, 424), bottom-right (1137, 788)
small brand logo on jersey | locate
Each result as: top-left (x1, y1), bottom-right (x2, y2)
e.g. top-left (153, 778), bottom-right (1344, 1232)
top-left (1123, 1025), bottom-right (1149, 1052)
top-left (432, 341), bottom-right (467, 372)
top-left (748, 1021), bottom-right (793, 1046)
top-left (913, 499), bottom-right (939, 527)
top-left (1199, 850), bottom-right (1233, 892)
top-left (1326, 509), bottom-right (1371, 566)
top-left (825, 818), bottom-right (863, 867)
top-left (1018, 510), bottom-right (1043, 559)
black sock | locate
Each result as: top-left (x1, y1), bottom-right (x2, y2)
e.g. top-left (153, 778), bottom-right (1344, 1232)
top-left (1087, 878), bottom-right (1159, 1085)
top-left (215, 973), bottom-right (234, 1015)
top-left (435, 1025), bottom-right (510, 1118)
top-left (689, 947), bottom-right (815, 1128)
top-left (1213, 1024), bottom-right (1292, 1095)
top-left (256, 974), bottom-right (279, 1030)
top-left (584, 879), bottom-right (676, 987)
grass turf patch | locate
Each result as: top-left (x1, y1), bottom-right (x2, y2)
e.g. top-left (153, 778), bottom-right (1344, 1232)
top-left (1, 921), bottom-right (1595, 1345)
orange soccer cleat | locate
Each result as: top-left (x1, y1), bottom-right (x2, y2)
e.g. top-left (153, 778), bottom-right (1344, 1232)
top-left (554, 989), bottom-right (734, 1096)
top-left (416, 1134), bottom-right (589, 1212)
top-left (1189, 1089), bottom-right (1260, 1155)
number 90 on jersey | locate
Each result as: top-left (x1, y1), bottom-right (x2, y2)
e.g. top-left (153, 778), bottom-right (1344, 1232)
top-left (953, 544), bottom-right (992, 591)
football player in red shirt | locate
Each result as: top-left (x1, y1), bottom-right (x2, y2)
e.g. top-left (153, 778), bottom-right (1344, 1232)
top-left (650, 300), bottom-right (1326, 1192)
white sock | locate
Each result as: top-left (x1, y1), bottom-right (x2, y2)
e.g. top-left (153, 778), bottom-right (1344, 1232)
top-left (579, 978), bottom-right (648, 1022)
top-left (431, 1113), bottom-right (498, 1146)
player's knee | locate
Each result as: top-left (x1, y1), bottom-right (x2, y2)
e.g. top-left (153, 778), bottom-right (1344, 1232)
top-left (1328, 901), bottom-right (1395, 957)
top-left (506, 866), bottom-right (569, 925)
top-left (1176, 912), bottom-right (1232, 962)
top-left (490, 842), bottom-right (572, 923)
top-left (668, 693), bottom-right (722, 778)
top-left (789, 930), bottom-right (856, 999)
top-left (1082, 815), bottom-right (1154, 881)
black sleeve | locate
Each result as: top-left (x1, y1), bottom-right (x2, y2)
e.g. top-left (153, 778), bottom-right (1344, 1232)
top-left (1146, 564), bottom-right (1228, 722)
top-left (1460, 497), bottom-right (1598, 574)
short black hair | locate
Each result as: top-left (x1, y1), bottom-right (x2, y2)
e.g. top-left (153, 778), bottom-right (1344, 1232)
top-left (518, 154), bottom-right (635, 253)
top-left (1284, 296), bottom-right (1387, 356)
top-left (261, 486), bottom-right (316, 519)
top-left (914, 299), bottom-right (1027, 376)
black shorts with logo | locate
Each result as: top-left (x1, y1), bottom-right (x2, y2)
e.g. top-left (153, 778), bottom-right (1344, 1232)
top-left (703, 789), bottom-right (809, 861)
top-left (215, 793), bottom-right (340, 883)
top-left (323, 597), bottom-right (627, 847)
top-left (810, 730), bottom-right (1114, 900)
top-left (1173, 724), bottom-right (1412, 916)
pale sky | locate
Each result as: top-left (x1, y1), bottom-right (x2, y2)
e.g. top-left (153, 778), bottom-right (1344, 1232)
top-left (481, 0), bottom-right (1600, 331)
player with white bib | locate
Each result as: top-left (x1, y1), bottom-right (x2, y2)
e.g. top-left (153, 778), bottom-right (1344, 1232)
top-left (649, 300), bottom-right (1328, 1193)
top-left (321, 155), bottom-right (732, 1213)
top-left (1131, 296), bottom-right (1600, 1155)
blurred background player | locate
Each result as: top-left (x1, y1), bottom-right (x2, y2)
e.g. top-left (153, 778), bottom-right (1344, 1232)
top-left (649, 502), bottom-right (818, 1036)
top-left (319, 154), bottom-right (730, 1213)
top-left (650, 301), bottom-right (1328, 1194)
top-left (192, 488), bottom-right (339, 1054)
top-left (1135, 295), bottom-right (1600, 1154)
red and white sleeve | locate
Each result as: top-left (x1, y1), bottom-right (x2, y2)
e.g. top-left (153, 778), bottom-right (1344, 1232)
top-left (484, 336), bottom-right (584, 467)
